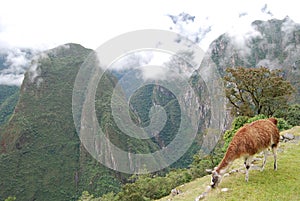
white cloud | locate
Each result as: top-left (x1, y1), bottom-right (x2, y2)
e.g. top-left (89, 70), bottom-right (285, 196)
top-left (139, 65), bottom-right (169, 81)
top-left (1, 0), bottom-right (300, 86)
top-left (110, 51), bottom-right (154, 71)
top-left (0, 73), bottom-right (24, 86)
top-left (109, 50), bottom-right (193, 82)
top-left (282, 17), bottom-right (298, 33)
top-left (27, 53), bottom-right (47, 83)
top-left (2, 49), bottom-right (30, 73)
top-left (0, 48), bottom-right (37, 86)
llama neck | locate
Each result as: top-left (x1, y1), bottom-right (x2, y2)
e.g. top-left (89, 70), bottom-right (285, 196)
top-left (216, 148), bottom-right (236, 174)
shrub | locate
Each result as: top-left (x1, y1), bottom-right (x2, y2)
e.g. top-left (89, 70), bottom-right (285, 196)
top-left (274, 104), bottom-right (300, 126)
top-left (276, 118), bottom-right (292, 131)
top-left (232, 116), bottom-right (250, 129)
top-left (286, 104), bottom-right (300, 126)
top-left (100, 192), bottom-right (117, 201)
top-left (246, 114), bottom-right (267, 123)
top-left (100, 169), bottom-right (193, 201)
top-left (190, 142), bottom-right (224, 179)
top-left (77, 191), bottom-right (96, 201)
top-left (4, 196), bottom-right (16, 201)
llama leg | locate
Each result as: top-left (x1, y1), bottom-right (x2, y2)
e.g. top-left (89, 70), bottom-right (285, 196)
top-left (244, 156), bottom-right (253, 182)
top-left (272, 145), bottom-right (278, 170)
top-left (261, 150), bottom-right (268, 171)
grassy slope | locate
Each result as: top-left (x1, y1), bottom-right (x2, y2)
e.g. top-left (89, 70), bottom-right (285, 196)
top-left (158, 127), bottom-right (300, 201)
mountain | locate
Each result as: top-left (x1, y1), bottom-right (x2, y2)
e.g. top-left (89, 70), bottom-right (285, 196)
top-left (178, 17), bottom-right (300, 157)
top-left (0, 42), bottom-right (211, 200)
top-left (0, 44), bottom-right (125, 201)
top-left (205, 16), bottom-right (300, 103)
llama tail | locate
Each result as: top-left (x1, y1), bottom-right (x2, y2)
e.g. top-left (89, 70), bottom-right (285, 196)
top-left (268, 117), bottom-right (278, 125)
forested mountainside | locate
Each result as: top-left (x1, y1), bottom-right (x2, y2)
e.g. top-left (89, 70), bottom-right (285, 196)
top-left (0, 44), bottom-right (123, 200)
top-left (0, 85), bottom-right (19, 126)
top-left (0, 43), bottom-right (212, 201)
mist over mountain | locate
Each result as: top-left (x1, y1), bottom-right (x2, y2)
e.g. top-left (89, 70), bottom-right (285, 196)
top-left (0, 48), bottom-right (38, 127)
top-left (0, 48), bottom-right (37, 86)
top-left (204, 16), bottom-right (300, 103)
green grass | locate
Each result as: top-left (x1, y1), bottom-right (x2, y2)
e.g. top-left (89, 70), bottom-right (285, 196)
top-left (158, 127), bottom-right (300, 201)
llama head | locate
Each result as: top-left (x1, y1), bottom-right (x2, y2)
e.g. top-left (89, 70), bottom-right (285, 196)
top-left (211, 170), bottom-right (222, 188)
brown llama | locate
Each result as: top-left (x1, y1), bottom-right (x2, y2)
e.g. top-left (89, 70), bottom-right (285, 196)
top-left (210, 118), bottom-right (280, 188)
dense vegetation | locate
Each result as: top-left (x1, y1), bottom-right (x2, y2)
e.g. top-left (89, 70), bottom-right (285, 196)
top-left (0, 44), bottom-right (205, 200)
top-left (224, 66), bottom-right (294, 117)
top-left (0, 85), bottom-right (19, 126)
top-left (0, 44), bottom-right (122, 201)
top-left (275, 104), bottom-right (300, 126)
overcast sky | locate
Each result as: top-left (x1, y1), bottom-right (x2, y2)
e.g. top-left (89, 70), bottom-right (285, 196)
top-left (0, 0), bottom-right (300, 86)
top-left (1, 0), bottom-right (300, 51)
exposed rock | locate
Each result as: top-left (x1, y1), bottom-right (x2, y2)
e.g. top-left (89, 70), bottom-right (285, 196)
top-left (223, 173), bottom-right (230, 177)
top-left (195, 185), bottom-right (211, 200)
top-left (171, 188), bottom-right (182, 196)
top-left (280, 133), bottom-right (298, 142)
top-left (195, 194), bottom-right (205, 201)
top-left (221, 188), bottom-right (229, 192)
top-left (229, 169), bottom-right (239, 174)
top-left (283, 133), bottom-right (295, 140)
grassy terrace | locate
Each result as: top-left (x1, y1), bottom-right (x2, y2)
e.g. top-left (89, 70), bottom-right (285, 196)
top-left (158, 127), bottom-right (300, 201)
